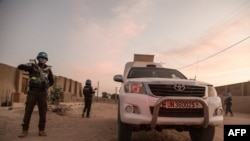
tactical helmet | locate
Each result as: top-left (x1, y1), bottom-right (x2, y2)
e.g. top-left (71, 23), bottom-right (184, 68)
top-left (37, 52), bottom-right (48, 60)
top-left (86, 79), bottom-right (91, 85)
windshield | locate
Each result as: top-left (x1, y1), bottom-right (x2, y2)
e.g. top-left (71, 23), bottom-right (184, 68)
top-left (127, 67), bottom-right (187, 79)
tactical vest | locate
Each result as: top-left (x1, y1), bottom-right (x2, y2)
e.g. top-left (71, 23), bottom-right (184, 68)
top-left (83, 86), bottom-right (93, 98)
top-left (29, 67), bottom-right (50, 89)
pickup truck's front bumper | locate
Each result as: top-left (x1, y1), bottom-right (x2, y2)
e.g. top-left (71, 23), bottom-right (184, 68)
top-left (119, 94), bottom-right (223, 129)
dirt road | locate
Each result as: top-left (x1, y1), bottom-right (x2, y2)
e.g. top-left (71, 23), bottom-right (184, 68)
top-left (0, 102), bottom-right (250, 141)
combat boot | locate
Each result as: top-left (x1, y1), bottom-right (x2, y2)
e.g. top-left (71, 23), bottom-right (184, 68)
top-left (18, 130), bottom-right (28, 138)
top-left (38, 130), bottom-right (47, 136)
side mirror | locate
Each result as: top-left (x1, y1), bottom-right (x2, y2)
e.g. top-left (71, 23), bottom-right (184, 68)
top-left (114, 75), bottom-right (123, 82)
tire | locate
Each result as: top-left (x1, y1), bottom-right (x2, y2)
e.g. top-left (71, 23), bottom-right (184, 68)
top-left (118, 103), bottom-right (132, 141)
top-left (189, 126), bottom-right (215, 141)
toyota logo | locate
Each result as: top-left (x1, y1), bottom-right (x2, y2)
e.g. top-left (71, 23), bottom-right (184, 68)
top-left (174, 84), bottom-right (185, 91)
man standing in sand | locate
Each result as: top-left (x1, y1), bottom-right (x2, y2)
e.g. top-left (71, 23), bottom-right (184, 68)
top-left (82, 79), bottom-right (95, 118)
top-left (224, 91), bottom-right (234, 117)
top-left (17, 52), bottom-right (54, 138)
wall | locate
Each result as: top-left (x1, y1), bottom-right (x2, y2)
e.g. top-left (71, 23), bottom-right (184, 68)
top-left (54, 76), bottom-right (65, 89)
top-left (0, 63), bottom-right (83, 104)
top-left (76, 82), bottom-right (82, 97)
top-left (221, 96), bottom-right (250, 113)
top-left (53, 76), bottom-right (83, 102)
top-left (0, 63), bottom-right (18, 104)
top-left (216, 82), bottom-right (250, 113)
top-left (216, 82), bottom-right (250, 96)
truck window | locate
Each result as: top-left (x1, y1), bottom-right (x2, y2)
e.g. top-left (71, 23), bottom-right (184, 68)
top-left (127, 68), bottom-right (187, 79)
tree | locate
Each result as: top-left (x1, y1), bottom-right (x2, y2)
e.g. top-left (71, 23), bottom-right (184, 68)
top-left (49, 86), bottom-right (64, 106)
top-left (102, 92), bottom-right (109, 99)
top-left (111, 93), bottom-right (119, 100)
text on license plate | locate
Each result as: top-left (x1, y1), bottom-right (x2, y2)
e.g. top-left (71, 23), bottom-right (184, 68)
top-left (161, 101), bottom-right (203, 108)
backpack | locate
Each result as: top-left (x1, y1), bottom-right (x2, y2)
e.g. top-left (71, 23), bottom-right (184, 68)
top-left (225, 97), bottom-right (232, 106)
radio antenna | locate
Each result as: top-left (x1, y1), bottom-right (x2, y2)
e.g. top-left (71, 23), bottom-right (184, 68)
top-left (194, 56), bottom-right (199, 81)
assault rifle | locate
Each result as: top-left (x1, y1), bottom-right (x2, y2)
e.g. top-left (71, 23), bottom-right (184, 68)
top-left (29, 59), bottom-right (51, 71)
top-left (29, 59), bottom-right (52, 89)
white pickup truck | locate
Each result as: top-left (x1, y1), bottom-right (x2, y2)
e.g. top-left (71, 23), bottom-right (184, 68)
top-left (114, 60), bottom-right (223, 141)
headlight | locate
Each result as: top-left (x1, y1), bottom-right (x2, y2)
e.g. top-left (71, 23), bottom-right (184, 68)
top-left (208, 85), bottom-right (217, 97)
top-left (124, 82), bottom-right (146, 94)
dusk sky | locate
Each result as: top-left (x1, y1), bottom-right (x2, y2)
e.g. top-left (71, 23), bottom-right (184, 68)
top-left (0, 0), bottom-right (250, 94)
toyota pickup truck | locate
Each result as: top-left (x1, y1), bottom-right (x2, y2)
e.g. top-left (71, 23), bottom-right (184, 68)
top-left (113, 55), bottom-right (223, 141)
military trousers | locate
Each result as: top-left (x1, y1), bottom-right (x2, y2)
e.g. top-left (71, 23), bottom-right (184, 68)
top-left (83, 98), bottom-right (92, 117)
top-left (21, 88), bottom-right (48, 131)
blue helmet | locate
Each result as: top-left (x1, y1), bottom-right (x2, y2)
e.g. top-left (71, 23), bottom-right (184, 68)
top-left (86, 79), bottom-right (91, 85)
top-left (37, 52), bottom-right (48, 60)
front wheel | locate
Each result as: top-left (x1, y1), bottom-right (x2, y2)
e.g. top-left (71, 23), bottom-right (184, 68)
top-left (118, 104), bottom-right (132, 141)
top-left (189, 126), bottom-right (215, 141)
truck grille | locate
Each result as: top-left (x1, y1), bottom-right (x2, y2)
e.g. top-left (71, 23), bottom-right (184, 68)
top-left (148, 84), bottom-right (205, 97)
top-left (150, 107), bottom-right (204, 117)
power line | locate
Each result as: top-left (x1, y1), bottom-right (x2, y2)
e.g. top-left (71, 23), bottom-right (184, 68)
top-left (178, 36), bottom-right (250, 69)
top-left (196, 0), bottom-right (250, 44)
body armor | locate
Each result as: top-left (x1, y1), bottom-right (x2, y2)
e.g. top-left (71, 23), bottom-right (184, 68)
top-left (29, 66), bottom-right (51, 89)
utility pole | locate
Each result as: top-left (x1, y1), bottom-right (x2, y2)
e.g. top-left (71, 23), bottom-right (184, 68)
top-left (97, 81), bottom-right (99, 102)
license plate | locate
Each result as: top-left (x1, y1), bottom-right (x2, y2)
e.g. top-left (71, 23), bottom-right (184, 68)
top-left (161, 101), bottom-right (202, 108)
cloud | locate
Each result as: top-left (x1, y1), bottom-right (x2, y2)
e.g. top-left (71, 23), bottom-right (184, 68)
top-left (55, 0), bottom-right (154, 92)
top-left (152, 12), bottom-right (250, 86)
top-left (67, 0), bottom-right (151, 66)
top-left (157, 12), bottom-right (250, 67)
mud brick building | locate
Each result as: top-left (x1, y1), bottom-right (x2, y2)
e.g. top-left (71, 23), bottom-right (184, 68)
top-left (0, 63), bottom-right (83, 104)
top-left (216, 82), bottom-right (250, 113)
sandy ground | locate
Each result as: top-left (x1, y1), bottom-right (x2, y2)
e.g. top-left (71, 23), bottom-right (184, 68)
top-left (0, 102), bottom-right (250, 141)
